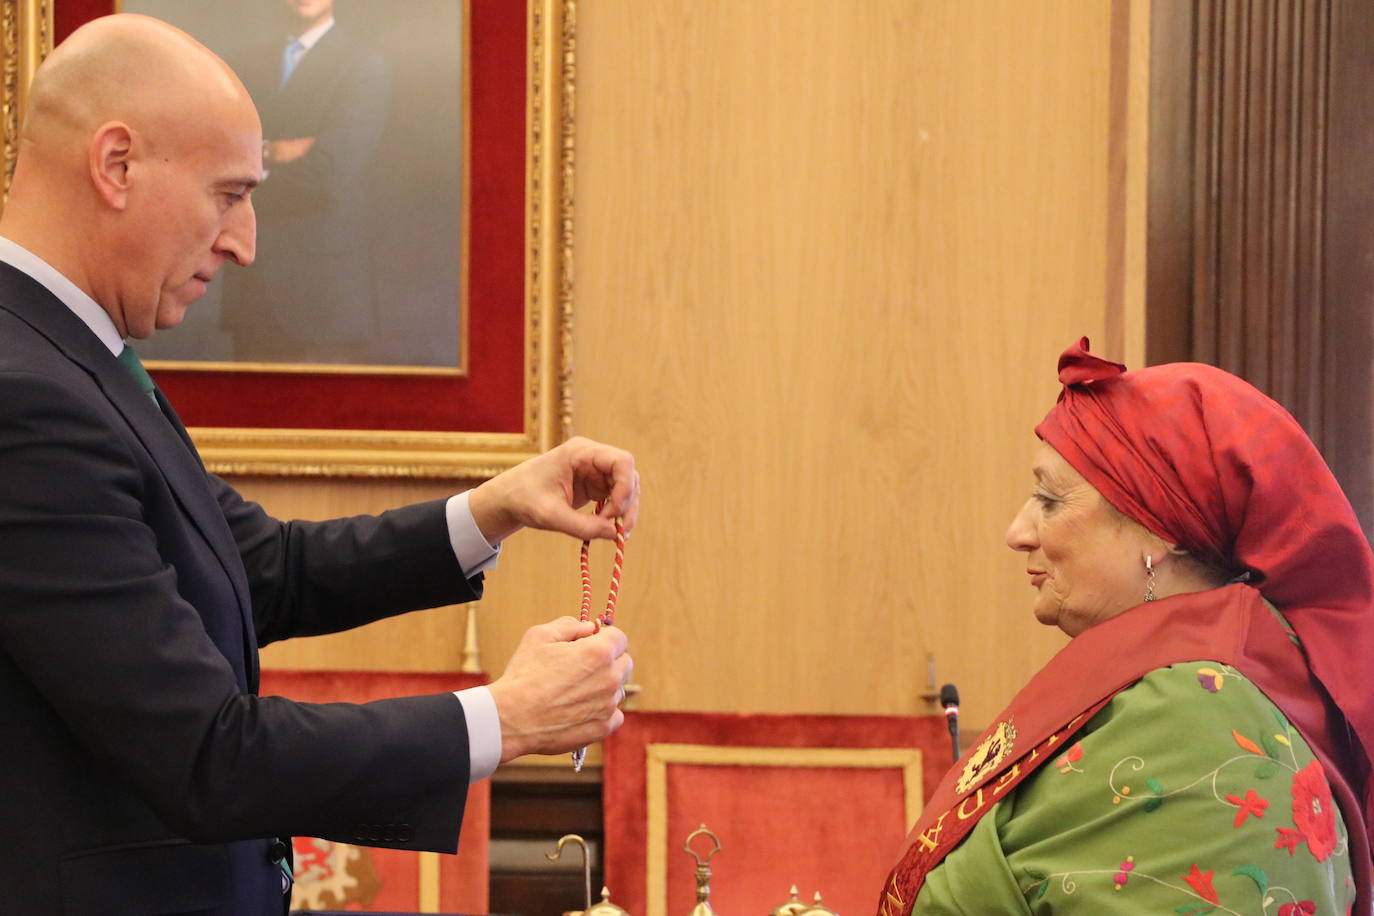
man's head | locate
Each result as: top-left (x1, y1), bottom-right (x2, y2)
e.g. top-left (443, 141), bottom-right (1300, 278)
top-left (285, 0), bottom-right (335, 34)
top-left (0, 14), bottom-right (262, 339)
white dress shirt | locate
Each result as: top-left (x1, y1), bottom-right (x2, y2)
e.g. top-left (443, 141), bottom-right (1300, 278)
top-left (291, 15), bottom-right (336, 58)
top-left (0, 236), bottom-right (502, 782)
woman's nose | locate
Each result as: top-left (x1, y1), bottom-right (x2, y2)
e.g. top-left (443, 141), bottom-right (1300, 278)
top-left (1005, 500), bottom-right (1038, 552)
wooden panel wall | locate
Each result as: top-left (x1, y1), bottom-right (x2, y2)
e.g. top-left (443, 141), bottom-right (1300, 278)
top-left (257, 0), bottom-right (1149, 731)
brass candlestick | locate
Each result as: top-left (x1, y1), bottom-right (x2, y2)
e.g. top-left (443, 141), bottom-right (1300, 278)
top-left (546, 834), bottom-right (593, 916)
top-left (684, 824), bottom-right (723, 916)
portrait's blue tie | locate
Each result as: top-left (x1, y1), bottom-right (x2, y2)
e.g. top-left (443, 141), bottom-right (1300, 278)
top-left (280, 38), bottom-right (305, 87)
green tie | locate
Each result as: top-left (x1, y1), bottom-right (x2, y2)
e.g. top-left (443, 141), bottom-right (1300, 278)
top-left (117, 345), bottom-right (159, 405)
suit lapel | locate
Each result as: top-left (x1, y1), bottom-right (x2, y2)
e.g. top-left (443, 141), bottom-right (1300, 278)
top-left (0, 265), bottom-right (259, 686)
top-left (274, 26), bottom-right (346, 105)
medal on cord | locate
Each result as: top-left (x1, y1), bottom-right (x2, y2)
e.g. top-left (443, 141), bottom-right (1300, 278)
top-left (571, 503), bottom-right (626, 772)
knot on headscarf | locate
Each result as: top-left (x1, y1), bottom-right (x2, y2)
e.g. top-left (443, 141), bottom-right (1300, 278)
top-left (1035, 337), bottom-right (1374, 830)
top-left (1057, 335), bottom-right (1126, 386)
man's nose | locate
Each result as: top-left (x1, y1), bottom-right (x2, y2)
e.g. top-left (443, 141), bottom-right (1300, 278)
top-left (216, 202), bottom-right (256, 267)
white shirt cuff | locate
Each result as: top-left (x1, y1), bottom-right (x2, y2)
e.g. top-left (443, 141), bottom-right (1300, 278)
top-left (445, 491), bottom-right (501, 577)
top-left (454, 685), bottom-right (501, 782)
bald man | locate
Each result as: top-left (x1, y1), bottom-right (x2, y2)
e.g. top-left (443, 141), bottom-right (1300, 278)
top-left (0, 15), bottom-right (636, 915)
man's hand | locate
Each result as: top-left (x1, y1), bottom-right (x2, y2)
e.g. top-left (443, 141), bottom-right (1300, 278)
top-left (468, 436), bottom-right (639, 545)
top-left (264, 136), bottom-right (316, 165)
top-left (487, 617), bottom-right (633, 763)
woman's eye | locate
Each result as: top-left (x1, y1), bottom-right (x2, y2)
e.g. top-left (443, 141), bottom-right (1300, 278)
top-left (1033, 492), bottom-right (1058, 510)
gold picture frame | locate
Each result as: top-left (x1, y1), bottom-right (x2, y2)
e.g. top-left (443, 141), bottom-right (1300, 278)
top-left (0, 0), bottom-right (574, 479)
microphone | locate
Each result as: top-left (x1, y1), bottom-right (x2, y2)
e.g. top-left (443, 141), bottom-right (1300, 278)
top-left (939, 683), bottom-right (961, 765)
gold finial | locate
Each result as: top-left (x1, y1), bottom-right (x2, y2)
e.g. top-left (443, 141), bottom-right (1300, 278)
top-left (546, 834), bottom-right (593, 916)
top-left (684, 824), bottom-right (722, 916)
top-left (796, 891), bottom-right (839, 916)
top-left (768, 886), bottom-right (807, 916)
top-left (587, 886), bottom-right (632, 916)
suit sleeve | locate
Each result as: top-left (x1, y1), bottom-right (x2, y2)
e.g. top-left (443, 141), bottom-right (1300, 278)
top-left (210, 477), bottom-right (482, 647)
top-left (0, 370), bottom-right (472, 850)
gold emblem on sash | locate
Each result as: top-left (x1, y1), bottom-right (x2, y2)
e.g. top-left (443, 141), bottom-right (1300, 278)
top-left (955, 718), bottom-right (1017, 795)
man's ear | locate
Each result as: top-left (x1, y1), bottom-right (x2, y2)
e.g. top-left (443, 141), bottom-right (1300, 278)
top-left (88, 121), bottom-right (136, 210)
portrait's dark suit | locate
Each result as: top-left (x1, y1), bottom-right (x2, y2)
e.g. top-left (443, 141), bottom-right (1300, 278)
top-left (223, 24), bottom-right (391, 363)
top-left (0, 262), bottom-right (480, 915)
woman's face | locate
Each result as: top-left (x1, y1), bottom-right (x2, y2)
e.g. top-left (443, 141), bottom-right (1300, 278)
top-left (1005, 441), bottom-right (1158, 636)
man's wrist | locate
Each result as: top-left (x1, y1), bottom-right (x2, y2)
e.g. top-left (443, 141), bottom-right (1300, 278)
top-left (445, 492), bottom-right (501, 576)
top-left (467, 478), bottom-right (522, 545)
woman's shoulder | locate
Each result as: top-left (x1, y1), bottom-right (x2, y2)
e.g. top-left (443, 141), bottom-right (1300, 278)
top-left (988, 661), bottom-right (1358, 912)
top-left (1093, 659), bottom-right (1287, 736)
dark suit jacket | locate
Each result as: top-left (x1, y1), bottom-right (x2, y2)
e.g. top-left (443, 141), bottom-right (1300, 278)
top-left (223, 25), bottom-right (392, 351)
top-left (0, 263), bottom-right (481, 915)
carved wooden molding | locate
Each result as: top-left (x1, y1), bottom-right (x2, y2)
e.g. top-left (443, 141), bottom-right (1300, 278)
top-left (1147, 0), bottom-right (1374, 537)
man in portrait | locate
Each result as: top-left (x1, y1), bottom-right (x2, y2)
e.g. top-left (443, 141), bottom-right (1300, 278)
top-left (222, 0), bottom-right (391, 364)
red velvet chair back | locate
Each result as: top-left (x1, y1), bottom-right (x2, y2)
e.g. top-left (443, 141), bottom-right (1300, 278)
top-left (258, 669), bottom-right (489, 914)
top-left (604, 711), bottom-right (951, 916)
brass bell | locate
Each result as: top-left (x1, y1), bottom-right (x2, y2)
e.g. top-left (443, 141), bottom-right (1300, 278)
top-left (587, 885), bottom-right (632, 916)
top-left (796, 891), bottom-right (839, 916)
top-left (768, 885), bottom-right (808, 916)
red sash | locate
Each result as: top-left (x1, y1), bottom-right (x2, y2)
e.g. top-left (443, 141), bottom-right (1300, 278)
top-left (876, 585), bottom-right (1373, 916)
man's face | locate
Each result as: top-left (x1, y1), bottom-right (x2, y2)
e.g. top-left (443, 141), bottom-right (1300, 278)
top-left (113, 110), bottom-right (261, 339)
top-left (286, 0), bottom-right (334, 25)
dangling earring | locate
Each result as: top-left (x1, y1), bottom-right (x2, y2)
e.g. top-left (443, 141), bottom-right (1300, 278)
top-left (1144, 555), bottom-right (1157, 602)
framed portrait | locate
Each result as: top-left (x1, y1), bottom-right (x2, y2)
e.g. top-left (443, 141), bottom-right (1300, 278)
top-left (1, 0), bottom-right (574, 478)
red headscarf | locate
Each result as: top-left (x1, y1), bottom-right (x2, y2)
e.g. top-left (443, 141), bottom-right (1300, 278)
top-left (1037, 336), bottom-right (1374, 835)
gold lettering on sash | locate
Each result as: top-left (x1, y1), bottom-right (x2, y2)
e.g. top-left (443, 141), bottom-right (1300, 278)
top-left (956, 788), bottom-right (986, 820)
top-left (993, 762), bottom-right (1021, 795)
top-left (917, 811), bottom-right (950, 852)
top-left (880, 884), bottom-right (906, 916)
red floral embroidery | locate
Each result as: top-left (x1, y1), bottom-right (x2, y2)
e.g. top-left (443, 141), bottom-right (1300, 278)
top-left (1291, 760), bottom-right (1337, 862)
top-left (1278, 902), bottom-right (1316, 916)
top-left (1274, 826), bottom-right (1305, 855)
top-left (1224, 788), bottom-right (1269, 827)
top-left (1182, 864), bottom-right (1220, 904)
top-left (1055, 741), bottom-right (1084, 774)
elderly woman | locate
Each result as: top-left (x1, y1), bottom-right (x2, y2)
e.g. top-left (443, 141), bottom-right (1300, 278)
top-left (879, 339), bottom-right (1373, 915)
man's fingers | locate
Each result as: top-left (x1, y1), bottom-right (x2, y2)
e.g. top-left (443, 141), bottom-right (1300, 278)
top-left (544, 505), bottom-right (614, 542)
top-left (613, 644), bottom-right (633, 684)
top-left (532, 615), bottom-right (596, 644)
top-left (597, 468), bottom-right (640, 535)
top-left (586, 624), bottom-right (629, 659)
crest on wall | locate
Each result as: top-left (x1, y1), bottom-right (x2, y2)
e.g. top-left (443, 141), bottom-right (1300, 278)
top-left (290, 838), bottom-right (383, 911)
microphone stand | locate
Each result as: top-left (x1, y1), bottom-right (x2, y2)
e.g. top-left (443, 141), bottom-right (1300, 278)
top-left (939, 684), bottom-right (961, 766)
